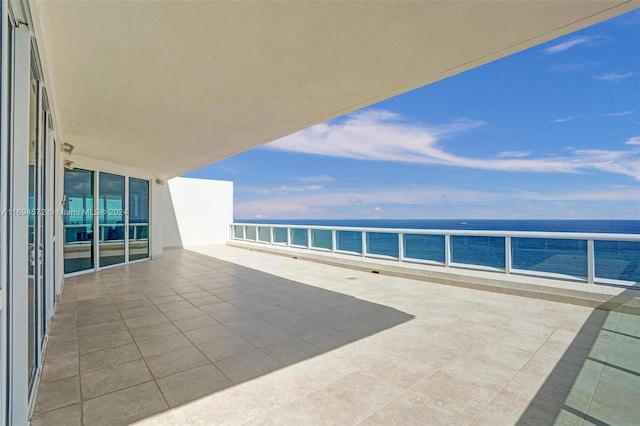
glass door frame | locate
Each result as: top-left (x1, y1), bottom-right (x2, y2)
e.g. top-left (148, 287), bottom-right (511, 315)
top-left (64, 169), bottom-right (151, 277)
top-left (4, 4), bottom-right (58, 423)
top-left (128, 177), bottom-right (150, 263)
top-left (0, 2), bottom-right (10, 423)
top-left (25, 42), bottom-right (54, 406)
top-left (62, 167), bottom-right (95, 276)
top-left (96, 171), bottom-right (127, 270)
top-left (6, 12), bottom-right (42, 423)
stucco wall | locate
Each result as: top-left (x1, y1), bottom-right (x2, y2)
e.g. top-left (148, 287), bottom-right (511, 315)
top-left (163, 177), bottom-right (233, 248)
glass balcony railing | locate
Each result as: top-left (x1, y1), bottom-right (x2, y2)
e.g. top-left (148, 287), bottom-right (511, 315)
top-left (230, 223), bottom-right (640, 286)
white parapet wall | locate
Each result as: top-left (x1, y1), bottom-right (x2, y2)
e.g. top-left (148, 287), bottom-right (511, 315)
top-left (164, 177), bottom-right (233, 248)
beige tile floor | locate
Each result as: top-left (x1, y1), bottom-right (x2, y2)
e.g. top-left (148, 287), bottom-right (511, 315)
top-left (32, 246), bottom-right (640, 425)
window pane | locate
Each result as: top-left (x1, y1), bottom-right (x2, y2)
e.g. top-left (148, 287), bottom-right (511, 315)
top-left (451, 236), bottom-right (505, 269)
top-left (273, 228), bottom-right (288, 243)
top-left (595, 240), bottom-right (640, 282)
top-left (258, 227), bottom-right (271, 242)
top-left (311, 229), bottom-right (332, 250)
top-left (366, 232), bottom-right (399, 258)
top-left (337, 231), bottom-right (362, 254)
top-left (129, 178), bottom-right (149, 261)
top-left (99, 172), bottom-right (125, 267)
top-left (63, 168), bottom-right (94, 274)
top-left (512, 238), bottom-right (587, 278)
top-left (404, 234), bottom-right (445, 263)
top-left (291, 228), bottom-right (308, 246)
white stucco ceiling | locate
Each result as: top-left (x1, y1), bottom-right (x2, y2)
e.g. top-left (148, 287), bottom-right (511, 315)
top-left (29, 1), bottom-right (638, 178)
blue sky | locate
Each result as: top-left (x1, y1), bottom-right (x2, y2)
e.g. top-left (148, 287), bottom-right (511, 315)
top-left (185, 10), bottom-right (640, 220)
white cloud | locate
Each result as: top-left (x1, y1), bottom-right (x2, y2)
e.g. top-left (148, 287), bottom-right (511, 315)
top-left (349, 196), bottom-right (363, 204)
top-left (552, 111), bottom-right (635, 123)
top-left (497, 151), bottom-right (530, 158)
top-left (294, 175), bottom-right (334, 184)
top-left (266, 110), bottom-right (486, 165)
top-left (543, 36), bottom-right (597, 54)
top-left (593, 72), bottom-right (634, 81)
top-left (626, 136), bottom-right (640, 145)
top-left (606, 111), bottom-right (634, 117)
top-left (279, 184), bottom-right (323, 192)
top-left (549, 62), bottom-right (585, 72)
top-left (265, 109), bottom-right (640, 180)
top-left (234, 185), bottom-right (640, 219)
top-left (549, 61), bottom-right (602, 72)
top-left (373, 206), bottom-right (383, 213)
top-left (551, 116), bottom-right (575, 123)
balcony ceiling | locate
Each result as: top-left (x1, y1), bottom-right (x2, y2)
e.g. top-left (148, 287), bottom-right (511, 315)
top-left (29, 1), bottom-right (638, 178)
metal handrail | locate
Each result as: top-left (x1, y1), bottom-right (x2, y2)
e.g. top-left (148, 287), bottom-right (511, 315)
top-left (63, 223), bottom-right (149, 241)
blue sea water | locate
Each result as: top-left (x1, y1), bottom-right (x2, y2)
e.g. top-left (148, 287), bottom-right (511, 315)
top-left (237, 218), bottom-right (640, 234)
top-left (236, 219), bottom-right (640, 283)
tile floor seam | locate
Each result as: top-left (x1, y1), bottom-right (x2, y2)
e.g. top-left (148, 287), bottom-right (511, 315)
top-left (75, 295), bottom-right (84, 426)
top-left (465, 367), bottom-right (523, 425)
top-left (470, 313), bottom-right (591, 425)
top-left (351, 338), bottom-right (507, 424)
top-left (351, 358), bottom-right (445, 426)
top-left (79, 378), bottom-right (157, 405)
top-left (38, 285), bottom-right (84, 424)
top-left (41, 249), bottom-right (628, 425)
top-left (35, 398), bottom-right (80, 417)
top-left (189, 338), bottom-right (237, 384)
top-left (117, 303), bottom-right (175, 411)
top-left (73, 282), bottom-right (84, 425)
top-left (581, 323), bottom-right (617, 422)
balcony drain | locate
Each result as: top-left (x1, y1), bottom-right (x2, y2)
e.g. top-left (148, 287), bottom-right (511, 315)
top-left (371, 270), bottom-right (380, 274)
top-left (346, 277), bottom-right (357, 280)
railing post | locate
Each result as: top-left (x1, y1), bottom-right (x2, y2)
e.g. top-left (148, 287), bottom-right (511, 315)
top-left (505, 236), bottom-right (511, 274)
top-left (307, 228), bottom-right (312, 249)
top-left (269, 227), bottom-right (274, 245)
top-left (398, 232), bottom-right (404, 262)
top-left (243, 226), bottom-right (247, 241)
top-left (286, 227), bottom-right (291, 246)
top-left (587, 239), bottom-right (595, 284)
top-left (444, 234), bottom-right (451, 267)
top-left (331, 229), bottom-right (337, 253)
top-left (361, 231), bottom-right (366, 257)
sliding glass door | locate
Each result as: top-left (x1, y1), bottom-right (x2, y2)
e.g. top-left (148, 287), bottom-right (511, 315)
top-left (98, 172), bottom-right (125, 268)
top-left (27, 77), bottom-right (38, 385)
top-left (129, 178), bottom-right (149, 261)
top-left (63, 169), bottom-right (94, 274)
top-left (28, 59), bottom-right (54, 390)
top-left (63, 170), bottom-right (149, 274)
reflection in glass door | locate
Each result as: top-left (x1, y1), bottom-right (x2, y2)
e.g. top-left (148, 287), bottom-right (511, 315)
top-left (27, 79), bottom-right (37, 385)
top-left (28, 72), bottom-right (49, 388)
top-left (129, 178), bottom-right (149, 261)
top-left (63, 169), bottom-right (94, 274)
top-left (64, 171), bottom-right (151, 273)
top-left (99, 173), bottom-right (125, 267)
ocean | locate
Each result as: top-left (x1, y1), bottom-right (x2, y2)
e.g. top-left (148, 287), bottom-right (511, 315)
top-left (237, 219), bottom-right (640, 234)
top-left (235, 219), bottom-right (640, 282)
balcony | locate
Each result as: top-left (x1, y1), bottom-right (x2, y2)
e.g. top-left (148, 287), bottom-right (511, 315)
top-left (32, 246), bottom-right (639, 425)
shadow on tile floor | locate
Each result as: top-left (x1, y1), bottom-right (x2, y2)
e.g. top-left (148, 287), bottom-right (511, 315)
top-left (31, 249), bottom-right (414, 425)
top-left (517, 286), bottom-right (640, 425)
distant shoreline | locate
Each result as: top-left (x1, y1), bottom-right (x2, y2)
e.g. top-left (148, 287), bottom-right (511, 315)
top-left (235, 219), bottom-right (640, 234)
